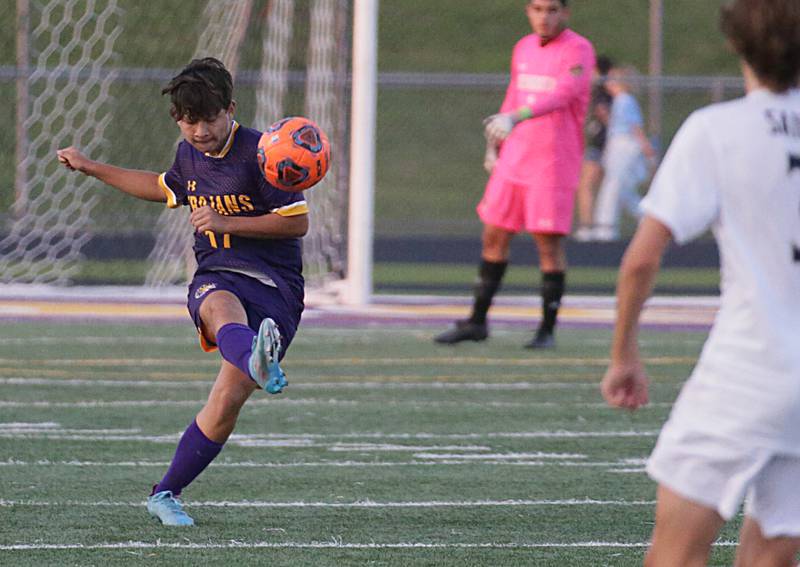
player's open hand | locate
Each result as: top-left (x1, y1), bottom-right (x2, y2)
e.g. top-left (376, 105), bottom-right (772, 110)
top-left (56, 147), bottom-right (92, 174)
top-left (601, 361), bottom-right (649, 410)
top-left (483, 113), bottom-right (515, 143)
top-left (190, 205), bottom-right (229, 234)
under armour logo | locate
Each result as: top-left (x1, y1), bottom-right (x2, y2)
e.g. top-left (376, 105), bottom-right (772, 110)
top-left (188, 180), bottom-right (197, 192)
top-left (790, 154), bottom-right (800, 172)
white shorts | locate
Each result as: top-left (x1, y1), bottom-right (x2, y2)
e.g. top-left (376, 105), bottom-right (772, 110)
top-left (647, 427), bottom-right (800, 538)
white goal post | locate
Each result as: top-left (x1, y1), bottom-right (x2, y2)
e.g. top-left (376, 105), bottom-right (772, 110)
top-left (343, 0), bottom-right (377, 305)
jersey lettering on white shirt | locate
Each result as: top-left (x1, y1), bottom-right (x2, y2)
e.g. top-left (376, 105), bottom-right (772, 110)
top-left (641, 88), bottom-right (800, 453)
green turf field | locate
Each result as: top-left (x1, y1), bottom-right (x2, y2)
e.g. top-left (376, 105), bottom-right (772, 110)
top-left (0, 319), bottom-right (743, 565)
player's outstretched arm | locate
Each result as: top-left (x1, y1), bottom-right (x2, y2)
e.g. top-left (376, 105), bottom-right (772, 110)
top-left (602, 216), bottom-right (672, 410)
top-left (56, 147), bottom-right (165, 203)
top-left (190, 206), bottom-right (308, 239)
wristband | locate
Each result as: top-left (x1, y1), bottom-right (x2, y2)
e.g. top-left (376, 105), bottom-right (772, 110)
top-left (515, 106), bottom-right (533, 122)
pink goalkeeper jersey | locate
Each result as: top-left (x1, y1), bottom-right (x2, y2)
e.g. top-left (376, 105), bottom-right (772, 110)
top-left (495, 29), bottom-right (595, 188)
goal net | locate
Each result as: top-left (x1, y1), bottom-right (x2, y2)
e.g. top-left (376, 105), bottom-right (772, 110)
top-left (3, 0), bottom-right (352, 294)
top-left (0, 0), bottom-right (123, 285)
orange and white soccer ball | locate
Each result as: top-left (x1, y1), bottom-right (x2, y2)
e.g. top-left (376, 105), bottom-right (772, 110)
top-left (257, 116), bottom-right (331, 192)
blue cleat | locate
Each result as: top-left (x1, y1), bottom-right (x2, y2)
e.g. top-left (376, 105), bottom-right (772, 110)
top-left (248, 317), bottom-right (288, 394)
top-left (147, 490), bottom-right (194, 526)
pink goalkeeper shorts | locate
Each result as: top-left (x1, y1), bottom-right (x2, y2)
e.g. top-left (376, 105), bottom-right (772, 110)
top-left (476, 173), bottom-right (576, 235)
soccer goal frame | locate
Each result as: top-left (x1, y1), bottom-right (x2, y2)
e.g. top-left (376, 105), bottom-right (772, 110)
top-left (5, 0), bottom-right (379, 306)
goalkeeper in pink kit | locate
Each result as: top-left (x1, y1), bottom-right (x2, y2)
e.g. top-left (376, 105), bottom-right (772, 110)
top-left (436, 0), bottom-right (595, 348)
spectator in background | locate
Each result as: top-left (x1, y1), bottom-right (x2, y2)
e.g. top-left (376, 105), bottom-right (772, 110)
top-left (591, 66), bottom-right (657, 242)
top-left (573, 55), bottom-right (614, 242)
top-left (434, 0), bottom-right (595, 349)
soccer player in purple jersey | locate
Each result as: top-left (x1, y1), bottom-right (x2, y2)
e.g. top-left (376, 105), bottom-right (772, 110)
top-left (57, 57), bottom-right (308, 526)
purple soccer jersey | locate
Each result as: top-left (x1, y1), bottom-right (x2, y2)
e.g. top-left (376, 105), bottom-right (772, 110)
top-left (158, 121), bottom-right (307, 304)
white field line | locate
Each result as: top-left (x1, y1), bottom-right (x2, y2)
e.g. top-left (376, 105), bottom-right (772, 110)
top-left (0, 430), bottom-right (658, 443)
top-left (0, 458), bottom-right (640, 469)
top-left (0, 356), bottom-right (694, 367)
top-left (0, 433), bottom-right (501, 451)
top-left (0, 421), bottom-right (60, 428)
top-left (247, 443), bottom-right (495, 452)
top-left (0, 498), bottom-right (656, 508)
top-left (0, 377), bottom-right (620, 390)
top-left (0, 541), bottom-right (738, 551)
top-left (0, 423), bottom-right (141, 435)
top-left (0, 427), bottom-right (141, 435)
top-left (412, 452), bottom-right (585, 460)
top-left (0, 399), bottom-right (674, 409)
top-left (0, 333), bottom-right (702, 348)
top-left (275, 431), bottom-right (661, 440)
top-left (0, 368), bottom-right (606, 381)
top-left (0, 337), bottom-right (195, 346)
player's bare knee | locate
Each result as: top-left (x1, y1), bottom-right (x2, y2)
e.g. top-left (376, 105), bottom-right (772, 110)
top-left (481, 237), bottom-right (509, 260)
top-left (210, 380), bottom-right (250, 411)
top-left (199, 290), bottom-right (246, 332)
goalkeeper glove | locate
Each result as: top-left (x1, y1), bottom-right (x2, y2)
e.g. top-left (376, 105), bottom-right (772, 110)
top-left (483, 107), bottom-right (533, 143)
top-left (483, 140), bottom-right (499, 174)
top-left (483, 113), bottom-right (515, 143)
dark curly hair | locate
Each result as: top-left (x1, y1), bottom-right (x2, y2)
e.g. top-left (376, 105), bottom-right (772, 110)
top-left (720, 0), bottom-right (800, 92)
top-left (161, 57), bottom-right (233, 122)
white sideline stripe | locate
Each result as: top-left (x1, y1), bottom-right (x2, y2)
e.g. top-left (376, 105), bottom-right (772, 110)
top-left (0, 541), bottom-right (738, 551)
top-left (413, 452), bottom-right (586, 460)
top-left (0, 428), bottom-right (141, 435)
top-left (0, 399), bottom-right (674, 409)
top-left (0, 458), bottom-right (635, 469)
top-left (0, 431), bottom-right (658, 443)
top-left (0, 423), bottom-right (140, 435)
top-left (0, 356), bottom-right (694, 367)
top-left (0, 337), bottom-right (195, 346)
top-left (0, 334), bottom-right (696, 347)
top-left (0, 498), bottom-right (657, 508)
top-left (236, 442), bottom-right (495, 452)
top-left (0, 377), bottom-right (605, 389)
top-left (0, 433), bottom-right (499, 451)
top-left (0, 421), bottom-right (60, 429)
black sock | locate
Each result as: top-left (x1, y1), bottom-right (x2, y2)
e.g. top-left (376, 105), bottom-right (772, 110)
top-left (539, 271), bottom-right (565, 333)
top-left (468, 259), bottom-right (507, 325)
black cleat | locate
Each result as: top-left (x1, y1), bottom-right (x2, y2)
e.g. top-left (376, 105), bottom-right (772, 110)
top-left (434, 320), bottom-right (488, 344)
top-left (524, 328), bottom-right (555, 349)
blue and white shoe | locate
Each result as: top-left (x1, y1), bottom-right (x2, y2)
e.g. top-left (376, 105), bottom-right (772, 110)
top-left (248, 317), bottom-right (288, 394)
top-left (147, 490), bottom-right (194, 526)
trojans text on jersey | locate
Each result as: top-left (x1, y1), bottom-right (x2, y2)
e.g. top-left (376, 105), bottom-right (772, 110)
top-left (187, 192), bottom-right (255, 215)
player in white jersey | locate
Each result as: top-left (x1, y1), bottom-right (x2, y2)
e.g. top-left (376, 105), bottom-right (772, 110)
top-left (601, 0), bottom-right (800, 565)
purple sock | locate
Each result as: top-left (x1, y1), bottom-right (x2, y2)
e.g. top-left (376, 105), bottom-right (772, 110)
top-left (216, 322), bottom-right (256, 378)
top-left (153, 420), bottom-right (223, 496)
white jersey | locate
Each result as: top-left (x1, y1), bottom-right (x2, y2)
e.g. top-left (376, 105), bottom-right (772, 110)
top-left (641, 88), bottom-right (800, 453)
